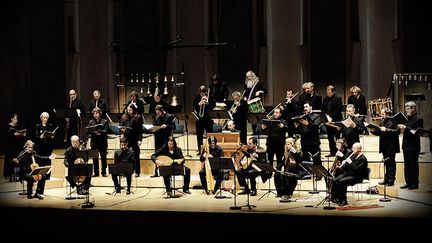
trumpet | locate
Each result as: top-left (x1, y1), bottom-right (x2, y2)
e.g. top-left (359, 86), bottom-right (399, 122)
top-left (198, 88), bottom-right (210, 117)
top-left (266, 92), bottom-right (299, 119)
top-left (229, 90), bottom-right (246, 115)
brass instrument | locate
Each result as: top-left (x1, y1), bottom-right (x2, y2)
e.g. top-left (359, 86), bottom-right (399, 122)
top-left (204, 139), bottom-right (215, 191)
top-left (229, 90), bottom-right (246, 115)
top-left (198, 88), bottom-right (210, 117)
top-left (266, 92), bottom-right (299, 119)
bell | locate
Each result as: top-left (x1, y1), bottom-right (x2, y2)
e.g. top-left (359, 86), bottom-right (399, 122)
top-left (171, 76), bottom-right (175, 82)
top-left (163, 84), bottom-right (169, 95)
top-left (171, 95), bottom-right (178, 106)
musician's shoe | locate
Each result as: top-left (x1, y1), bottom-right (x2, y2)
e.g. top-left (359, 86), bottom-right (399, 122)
top-left (135, 174), bottom-right (140, 178)
top-left (93, 174), bottom-right (99, 177)
top-left (150, 173), bottom-right (159, 178)
top-left (238, 190), bottom-right (250, 195)
top-left (196, 150), bottom-right (200, 156)
top-left (387, 182), bottom-right (394, 186)
top-left (116, 187), bottom-right (121, 193)
top-left (126, 190), bottom-right (131, 195)
top-left (205, 190), bottom-right (212, 195)
top-left (250, 190), bottom-right (257, 196)
top-left (27, 195), bottom-right (34, 199)
top-left (101, 173), bottom-right (107, 177)
top-left (408, 185), bottom-right (418, 190)
top-left (378, 181), bottom-right (388, 185)
top-left (338, 200), bottom-right (348, 206)
top-left (34, 193), bottom-right (44, 200)
top-left (183, 189), bottom-right (191, 194)
top-left (400, 184), bottom-right (410, 189)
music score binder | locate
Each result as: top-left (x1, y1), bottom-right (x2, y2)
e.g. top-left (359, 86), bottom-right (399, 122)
top-left (86, 124), bottom-right (104, 133)
top-left (262, 119), bottom-right (281, 128)
top-left (29, 166), bottom-right (52, 176)
top-left (390, 112), bottom-right (408, 124)
top-left (43, 127), bottom-right (58, 138)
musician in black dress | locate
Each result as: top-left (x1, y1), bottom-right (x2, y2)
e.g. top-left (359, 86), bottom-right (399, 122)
top-left (151, 104), bottom-right (175, 177)
top-left (235, 137), bottom-right (269, 196)
top-left (65, 89), bottom-right (85, 144)
top-left (230, 91), bottom-right (248, 144)
top-left (193, 86), bottom-right (215, 155)
top-left (347, 85), bottom-right (367, 116)
top-left (369, 108), bottom-right (400, 186)
top-left (64, 135), bottom-right (91, 195)
top-left (35, 112), bottom-right (55, 182)
top-left (322, 85), bottom-right (343, 157)
top-left (398, 101), bottom-right (423, 190)
top-left (199, 136), bottom-right (224, 195)
top-left (14, 140), bottom-right (55, 199)
top-left (87, 108), bottom-right (108, 177)
top-left (5, 113), bottom-right (26, 181)
top-left (331, 142), bottom-right (368, 206)
top-left (151, 136), bottom-right (191, 196)
top-left (276, 138), bottom-right (303, 200)
top-left (87, 89), bottom-right (109, 119)
top-left (120, 104), bottom-right (143, 177)
top-left (112, 137), bottom-right (135, 194)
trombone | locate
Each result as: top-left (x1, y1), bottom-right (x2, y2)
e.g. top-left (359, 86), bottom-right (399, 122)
top-left (266, 92), bottom-right (298, 119)
top-left (198, 88), bottom-right (210, 117)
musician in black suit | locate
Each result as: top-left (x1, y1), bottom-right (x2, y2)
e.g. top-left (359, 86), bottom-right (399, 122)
top-left (87, 108), bottom-right (108, 177)
top-left (299, 82), bottom-right (322, 112)
top-left (235, 137), bottom-right (269, 196)
top-left (151, 136), bottom-right (191, 196)
top-left (261, 107), bottom-right (287, 172)
top-left (193, 86), bottom-right (215, 155)
top-left (87, 89), bottom-right (109, 118)
top-left (64, 135), bottom-right (91, 195)
top-left (151, 105), bottom-right (175, 177)
top-left (149, 93), bottom-right (170, 115)
top-left (14, 140), bottom-right (55, 199)
top-left (120, 104), bottom-right (143, 177)
top-left (276, 138), bottom-right (303, 200)
top-left (280, 89), bottom-right (300, 137)
top-left (199, 136), bottom-right (224, 195)
top-left (398, 101), bottom-right (423, 190)
top-left (331, 142), bottom-right (368, 206)
top-left (230, 91), bottom-right (248, 144)
top-left (369, 108), bottom-right (400, 186)
top-left (65, 89), bottom-right (85, 144)
top-left (112, 137), bottom-right (135, 194)
top-left (341, 104), bottom-right (366, 148)
top-left (126, 91), bottom-right (145, 115)
top-left (5, 113), bottom-right (26, 181)
top-left (322, 85), bottom-right (343, 157)
top-left (295, 101), bottom-right (322, 171)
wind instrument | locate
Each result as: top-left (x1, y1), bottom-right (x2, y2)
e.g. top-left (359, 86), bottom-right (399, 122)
top-left (198, 88), bottom-right (210, 117)
top-left (266, 92), bottom-right (299, 119)
top-left (204, 139), bottom-right (215, 191)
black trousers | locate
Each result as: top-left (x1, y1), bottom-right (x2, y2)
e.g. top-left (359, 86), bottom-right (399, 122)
top-left (112, 174), bottom-right (132, 191)
top-left (235, 168), bottom-right (259, 191)
top-left (301, 144), bottom-right (322, 166)
top-left (130, 142), bottom-right (141, 175)
top-left (402, 150), bottom-right (420, 186)
top-left (163, 166), bottom-right (191, 192)
top-left (199, 168), bottom-right (223, 192)
top-left (24, 174), bottom-right (46, 196)
top-left (331, 174), bottom-right (362, 202)
top-left (92, 147), bottom-right (107, 176)
top-left (195, 119), bottom-right (213, 150)
top-left (382, 152), bottom-right (396, 184)
top-left (326, 126), bottom-right (340, 155)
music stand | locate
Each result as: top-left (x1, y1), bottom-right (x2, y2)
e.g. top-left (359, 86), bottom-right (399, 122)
top-left (159, 163), bottom-right (185, 198)
top-left (300, 161), bottom-right (336, 210)
top-left (67, 163), bottom-right (94, 208)
top-left (209, 157), bottom-right (234, 199)
top-left (109, 163), bottom-right (134, 196)
top-left (208, 110), bottom-right (231, 131)
top-left (175, 113), bottom-right (191, 157)
top-left (379, 157), bottom-right (391, 202)
top-left (247, 113), bottom-right (267, 145)
top-left (251, 162), bottom-right (278, 200)
top-left (229, 145), bottom-right (244, 210)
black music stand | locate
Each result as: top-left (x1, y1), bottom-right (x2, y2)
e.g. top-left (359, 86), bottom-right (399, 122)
top-left (208, 110), bottom-right (231, 132)
top-left (175, 113), bottom-right (191, 157)
top-left (229, 145), bottom-right (244, 210)
top-left (247, 113), bottom-right (267, 145)
top-left (67, 163), bottom-right (94, 208)
top-left (300, 161), bottom-right (335, 210)
top-left (209, 157), bottom-right (234, 199)
top-left (159, 163), bottom-right (185, 198)
top-left (251, 162), bottom-right (278, 200)
top-left (379, 157), bottom-right (391, 202)
top-left (108, 163), bottom-right (134, 196)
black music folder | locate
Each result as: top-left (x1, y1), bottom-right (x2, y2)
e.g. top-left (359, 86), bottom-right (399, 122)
top-left (262, 119), bottom-right (281, 128)
top-left (109, 163), bottom-right (134, 175)
top-left (390, 112), bottom-right (408, 124)
top-left (410, 128), bottom-right (432, 137)
top-left (29, 166), bottom-right (51, 176)
top-left (364, 122), bottom-right (380, 130)
top-left (292, 113), bottom-right (313, 123)
top-left (9, 128), bottom-right (27, 134)
top-left (43, 127), bottom-right (59, 138)
top-left (86, 124), bottom-right (104, 133)
top-left (332, 117), bottom-right (355, 128)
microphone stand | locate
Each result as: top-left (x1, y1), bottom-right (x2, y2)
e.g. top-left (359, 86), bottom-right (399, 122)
top-left (379, 157), bottom-right (391, 202)
top-left (229, 145), bottom-right (245, 210)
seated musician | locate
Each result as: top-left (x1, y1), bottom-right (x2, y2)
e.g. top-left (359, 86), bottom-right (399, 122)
top-left (330, 142), bottom-right (368, 206)
top-left (64, 135), bottom-right (92, 195)
top-left (235, 137), bottom-right (269, 196)
top-left (225, 120), bottom-right (240, 133)
top-left (331, 138), bottom-right (352, 178)
top-left (275, 138), bottom-right (302, 200)
top-left (151, 136), bottom-right (191, 196)
top-left (14, 140), bottom-right (55, 199)
top-left (112, 137), bottom-right (135, 195)
top-left (199, 136), bottom-right (224, 195)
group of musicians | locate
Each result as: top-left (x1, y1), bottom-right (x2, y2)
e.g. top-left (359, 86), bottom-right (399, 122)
top-left (5, 70), bottom-right (428, 206)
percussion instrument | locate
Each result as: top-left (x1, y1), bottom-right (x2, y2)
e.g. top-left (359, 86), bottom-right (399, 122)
top-left (247, 97), bottom-right (265, 113)
top-left (368, 97), bottom-right (392, 121)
